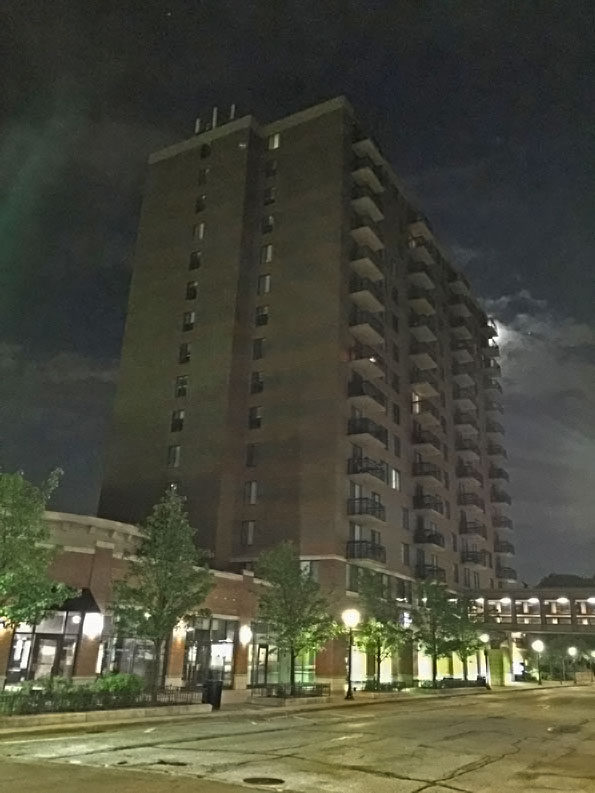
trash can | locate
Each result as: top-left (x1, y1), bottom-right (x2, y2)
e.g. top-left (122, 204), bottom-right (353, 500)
top-left (202, 679), bottom-right (223, 710)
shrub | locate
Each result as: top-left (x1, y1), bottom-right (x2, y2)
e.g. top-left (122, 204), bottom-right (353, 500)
top-left (92, 673), bottom-right (144, 695)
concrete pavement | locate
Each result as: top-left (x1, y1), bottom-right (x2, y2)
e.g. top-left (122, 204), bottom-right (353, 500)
top-left (1, 686), bottom-right (594, 791)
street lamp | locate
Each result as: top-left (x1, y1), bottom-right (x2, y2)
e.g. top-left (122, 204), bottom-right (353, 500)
top-left (479, 633), bottom-right (491, 689)
top-left (568, 646), bottom-right (578, 684)
top-left (342, 608), bottom-right (361, 700)
top-left (531, 639), bottom-right (544, 685)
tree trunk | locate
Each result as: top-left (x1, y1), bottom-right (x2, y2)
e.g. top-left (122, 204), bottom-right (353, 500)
top-left (150, 638), bottom-right (164, 704)
top-left (289, 647), bottom-right (296, 697)
top-left (431, 652), bottom-right (438, 688)
top-left (160, 634), bottom-right (171, 690)
top-left (376, 642), bottom-right (381, 688)
top-left (462, 655), bottom-right (468, 682)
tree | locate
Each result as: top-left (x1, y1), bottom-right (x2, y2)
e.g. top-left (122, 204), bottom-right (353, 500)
top-left (448, 597), bottom-right (483, 681)
top-left (414, 581), bottom-right (457, 687)
top-left (256, 542), bottom-right (336, 695)
top-left (357, 570), bottom-right (412, 687)
top-left (0, 469), bottom-right (73, 626)
top-left (113, 489), bottom-right (213, 698)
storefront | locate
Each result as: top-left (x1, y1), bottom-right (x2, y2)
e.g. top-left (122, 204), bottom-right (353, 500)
top-left (182, 617), bottom-right (238, 688)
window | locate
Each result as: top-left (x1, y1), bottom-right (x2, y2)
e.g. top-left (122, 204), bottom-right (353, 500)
top-left (392, 314), bottom-right (399, 333)
top-left (260, 243), bottom-right (273, 264)
top-left (452, 533), bottom-right (458, 551)
top-left (252, 338), bottom-right (264, 360)
top-left (171, 409), bottom-right (185, 432)
top-left (200, 143), bottom-right (211, 159)
top-left (392, 403), bottom-right (400, 425)
top-left (175, 375), bottom-right (189, 398)
top-left (257, 274), bottom-right (271, 294)
top-left (261, 215), bottom-right (275, 234)
top-left (347, 564), bottom-right (360, 592)
top-left (392, 343), bottom-right (399, 362)
top-left (349, 522), bottom-right (362, 541)
top-left (197, 167), bottom-right (209, 185)
top-left (453, 563), bottom-right (460, 584)
top-left (244, 480), bottom-right (258, 504)
top-left (443, 443), bottom-right (449, 461)
top-left (250, 370), bottom-right (264, 393)
top-left (167, 445), bottom-right (181, 468)
top-left (195, 194), bottom-right (206, 213)
top-left (265, 159), bottom-right (278, 177)
top-left (464, 568), bottom-right (471, 587)
top-left (248, 406), bottom-right (262, 429)
top-left (401, 543), bottom-right (410, 566)
top-left (473, 572), bottom-right (480, 589)
top-left (267, 132), bottom-right (281, 150)
top-left (440, 416), bottom-right (447, 433)
top-left (444, 471), bottom-right (450, 489)
top-left (393, 434), bottom-right (401, 457)
top-left (402, 507), bottom-right (410, 531)
top-left (263, 186), bottom-right (276, 205)
top-left (440, 391), bottom-right (446, 407)
top-left (182, 311), bottom-right (195, 331)
top-left (391, 286), bottom-right (399, 304)
top-left (255, 305), bottom-right (269, 326)
top-left (189, 250), bottom-right (202, 270)
top-left (186, 281), bottom-right (198, 300)
top-left (241, 520), bottom-right (255, 546)
top-left (445, 501), bottom-right (450, 519)
top-left (178, 343), bottom-right (191, 364)
top-left (390, 467), bottom-right (401, 491)
top-left (194, 221), bottom-right (206, 241)
top-left (246, 443), bottom-right (257, 467)
top-left (391, 374), bottom-right (400, 393)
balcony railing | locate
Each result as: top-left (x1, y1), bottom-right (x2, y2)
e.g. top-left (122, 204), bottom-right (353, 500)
top-left (350, 216), bottom-right (384, 251)
top-left (412, 399), bottom-right (440, 422)
top-left (347, 417), bottom-right (388, 445)
top-left (412, 462), bottom-right (443, 482)
top-left (349, 309), bottom-right (385, 341)
top-left (484, 377), bottom-right (503, 393)
top-left (455, 437), bottom-right (480, 455)
top-left (412, 430), bottom-right (442, 453)
top-left (489, 466), bottom-right (509, 482)
top-left (459, 521), bottom-right (488, 539)
top-left (349, 275), bottom-right (384, 309)
top-left (346, 539), bottom-right (387, 564)
top-left (461, 550), bottom-right (489, 566)
top-left (454, 412), bottom-right (479, 431)
top-left (495, 540), bottom-right (515, 555)
top-left (490, 488), bottom-right (512, 505)
top-left (484, 340), bottom-right (500, 358)
top-left (496, 566), bottom-right (517, 581)
top-left (347, 497), bottom-right (386, 521)
top-left (414, 529), bottom-right (445, 548)
top-left (416, 564), bottom-right (446, 582)
top-left (486, 420), bottom-right (505, 434)
top-left (348, 344), bottom-right (386, 378)
top-left (408, 288), bottom-right (436, 314)
top-left (449, 316), bottom-right (475, 336)
top-left (487, 443), bottom-right (507, 458)
top-left (348, 379), bottom-right (387, 410)
top-left (456, 464), bottom-right (484, 485)
top-left (407, 260), bottom-right (435, 286)
top-left (457, 492), bottom-right (485, 510)
top-left (410, 368), bottom-right (439, 393)
top-left (347, 456), bottom-right (387, 482)
top-left (350, 245), bottom-right (385, 280)
top-left (485, 400), bottom-right (504, 414)
top-left (413, 493), bottom-right (444, 514)
top-left (492, 514), bottom-right (513, 529)
top-left (453, 386), bottom-right (478, 403)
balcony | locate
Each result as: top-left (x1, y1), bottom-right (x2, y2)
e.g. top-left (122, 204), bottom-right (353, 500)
top-left (486, 420), bottom-right (505, 436)
top-left (454, 412), bottom-right (479, 433)
top-left (448, 295), bottom-right (473, 318)
top-left (351, 155), bottom-right (384, 194)
top-left (412, 461), bottom-right (443, 484)
top-left (349, 309), bottom-right (384, 346)
top-left (455, 436), bottom-right (481, 460)
top-left (459, 521), bottom-right (488, 540)
top-left (416, 564), bottom-right (446, 582)
top-left (484, 377), bottom-right (503, 395)
top-left (413, 493), bottom-right (444, 515)
top-left (449, 272), bottom-right (471, 296)
top-left (458, 492), bottom-right (485, 513)
top-left (415, 529), bottom-right (446, 549)
top-left (351, 185), bottom-right (384, 223)
top-left (483, 360), bottom-right (502, 377)
top-left (481, 318), bottom-right (498, 338)
top-left (490, 488), bottom-right (512, 505)
top-left (487, 443), bottom-right (507, 459)
top-left (350, 245), bottom-right (384, 281)
top-left (456, 463), bottom-right (484, 487)
top-left (495, 540), bottom-right (515, 556)
top-left (452, 387), bottom-right (478, 412)
top-left (496, 566), bottom-right (517, 582)
top-left (348, 344), bottom-right (386, 380)
top-left (412, 429), bottom-right (442, 456)
top-left (411, 398), bottom-right (440, 427)
top-left (349, 275), bottom-right (384, 313)
top-left (451, 339), bottom-right (474, 364)
top-left (484, 340), bottom-right (500, 358)
top-left (346, 539), bottom-right (386, 565)
top-left (489, 466), bottom-right (509, 483)
top-left (350, 217), bottom-right (384, 252)
top-left (409, 313), bottom-right (438, 343)
top-left (492, 513), bottom-right (513, 530)
top-left (450, 316), bottom-right (474, 340)
top-left (348, 379), bottom-right (387, 413)
top-left (485, 399), bottom-right (504, 415)
top-left (347, 417), bottom-right (388, 448)
top-left (410, 368), bottom-right (439, 398)
top-left (452, 362), bottom-right (476, 389)
top-left (407, 219), bottom-right (433, 244)
top-left (347, 497), bottom-right (386, 523)
top-left (347, 456), bottom-right (387, 485)
top-left (409, 340), bottom-right (438, 370)
top-left (352, 137), bottom-right (384, 165)
top-left (408, 287), bottom-right (436, 316)
top-left (461, 550), bottom-right (489, 568)
top-left (408, 260), bottom-right (435, 290)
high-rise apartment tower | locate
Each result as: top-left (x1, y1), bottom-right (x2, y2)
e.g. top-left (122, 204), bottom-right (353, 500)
top-left (99, 97), bottom-right (515, 597)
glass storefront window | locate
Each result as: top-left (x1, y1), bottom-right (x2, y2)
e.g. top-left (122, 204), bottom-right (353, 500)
top-left (6, 610), bottom-right (84, 683)
top-left (182, 617), bottom-right (238, 688)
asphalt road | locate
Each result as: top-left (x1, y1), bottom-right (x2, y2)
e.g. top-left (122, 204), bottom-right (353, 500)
top-left (1, 687), bottom-right (595, 792)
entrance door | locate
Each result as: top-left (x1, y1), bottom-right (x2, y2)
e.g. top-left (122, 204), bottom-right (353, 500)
top-left (31, 637), bottom-right (59, 678)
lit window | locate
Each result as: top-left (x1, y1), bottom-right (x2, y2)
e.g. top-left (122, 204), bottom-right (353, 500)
top-left (182, 311), bottom-right (195, 331)
top-left (261, 215), bottom-right (275, 234)
top-left (195, 194), bottom-right (206, 213)
top-left (174, 375), bottom-right (188, 398)
top-left (241, 520), bottom-right (255, 546)
top-left (171, 409), bottom-right (185, 432)
top-left (252, 338), bottom-right (264, 360)
top-left (189, 250), bottom-right (202, 270)
top-left (248, 406), bottom-right (262, 429)
top-left (255, 305), bottom-right (269, 326)
top-left (390, 467), bottom-right (401, 491)
top-left (244, 480), bottom-right (258, 504)
top-left (167, 445), bottom-right (181, 468)
top-left (257, 274), bottom-right (271, 295)
top-left (193, 222), bottom-right (205, 241)
top-left (186, 281), bottom-right (198, 300)
top-left (260, 243), bottom-right (273, 264)
top-left (267, 132), bottom-right (280, 150)
top-left (178, 343), bottom-right (191, 364)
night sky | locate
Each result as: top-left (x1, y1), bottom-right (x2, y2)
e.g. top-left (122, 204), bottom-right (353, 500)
top-left (1, 1), bottom-right (594, 583)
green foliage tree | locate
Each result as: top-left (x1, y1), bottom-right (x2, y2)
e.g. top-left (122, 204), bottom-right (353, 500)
top-left (448, 597), bottom-right (483, 680)
top-left (113, 489), bottom-right (213, 698)
top-left (0, 469), bottom-right (73, 626)
top-left (256, 542), bottom-right (336, 694)
top-left (357, 570), bottom-right (412, 687)
top-left (414, 581), bottom-right (457, 687)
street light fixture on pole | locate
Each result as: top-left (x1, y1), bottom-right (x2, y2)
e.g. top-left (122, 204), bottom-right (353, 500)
top-left (479, 633), bottom-right (491, 689)
top-left (342, 608), bottom-right (361, 700)
top-left (531, 639), bottom-right (544, 685)
top-left (567, 646), bottom-right (578, 684)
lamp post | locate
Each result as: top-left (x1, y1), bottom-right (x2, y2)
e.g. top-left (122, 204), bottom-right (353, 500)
top-left (531, 639), bottom-right (544, 685)
top-left (479, 633), bottom-right (491, 689)
top-left (342, 608), bottom-right (361, 700)
top-left (567, 646), bottom-right (578, 684)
